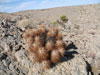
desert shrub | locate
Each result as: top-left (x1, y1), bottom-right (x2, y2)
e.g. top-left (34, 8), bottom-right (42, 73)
top-left (60, 15), bottom-right (68, 22)
top-left (52, 21), bottom-right (57, 25)
top-left (23, 25), bottom-right (67, 69)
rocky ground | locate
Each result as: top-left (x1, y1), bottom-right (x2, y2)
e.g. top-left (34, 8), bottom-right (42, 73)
top-left (0, 4), bottom-right (100, 75)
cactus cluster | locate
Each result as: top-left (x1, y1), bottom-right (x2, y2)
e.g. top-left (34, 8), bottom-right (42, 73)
top-left (23, 25), bottom-right (66, 69)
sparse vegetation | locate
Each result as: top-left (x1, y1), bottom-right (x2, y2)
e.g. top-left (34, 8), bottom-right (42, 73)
top-left (52, 15), bottom-right (68, 27)
top-left (52, 21), bottom-right (57, 25)
top-left (23, 24), bottom-right (67, 69)
top-left (60, 15), bottom-right (68, 22)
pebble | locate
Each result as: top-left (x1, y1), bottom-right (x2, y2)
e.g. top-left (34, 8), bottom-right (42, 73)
top-left (8, 72), bottom-right (13, 75)
top-left (2, 58), bottom-right (11, 66)
top-left (0, 65), bottom-right (7, 72)
top-left (0, 53), bottom-right (7, 61)
top-left (19, 67), bottom-right (29, 75)
top-left (9, 63), bottom-right (14, 71)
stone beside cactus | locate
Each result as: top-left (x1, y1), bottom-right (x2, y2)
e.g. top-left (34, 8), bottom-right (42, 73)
top-left (23, 25), bottom-right (66, 69)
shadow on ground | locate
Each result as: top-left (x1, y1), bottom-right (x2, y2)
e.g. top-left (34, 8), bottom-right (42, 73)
top-left (51, 42), bottom-right (78, 67)
top-left (61, 42), bottom-right (78, 62)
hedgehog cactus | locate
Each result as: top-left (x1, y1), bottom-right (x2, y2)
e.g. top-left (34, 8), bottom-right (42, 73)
top-left (23, 24), bottom-right (67, 69)
top-left (51, 50), bottom-right (61, 63)
top-left (37, 47), bottom-right (48, 61)
top-left (45, 40), bottom-right (54, 52)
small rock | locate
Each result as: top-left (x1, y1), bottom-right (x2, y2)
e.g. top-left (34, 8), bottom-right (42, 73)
top-left (0, 41), bottom-right (10, 52)
top-left (9, 63), bottom-right (20, 75)
top-left (0, 53), bottom-right (7, 61)
top-left (0, 70), bottom-right (7, 75)
top-left (19, 66), bottom-right (29, 75)
top-left (9, 63), bottom-right (14, 71)
top-left (8, 72), bottom-right (13, 75)
top-left (0, 45), bottom-right (4, 52)
top-left (2, 58), bottom-right (11, 66)
top-left (0, 65), bottom-right (7, 72)
top-left (4, 43), bottom-right (10, 52)
top-left (13, 45), bottom-right (22, 51)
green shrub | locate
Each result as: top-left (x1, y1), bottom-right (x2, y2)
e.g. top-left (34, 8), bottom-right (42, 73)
top-left (60, 15), bottom-right (68, 22)
top-left (52, 21), bottom-right (57, 25)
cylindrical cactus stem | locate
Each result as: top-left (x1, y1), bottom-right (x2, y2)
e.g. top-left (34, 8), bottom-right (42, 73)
top-left (35, 36), bottom-right (41, 42)
top-left (51, 50), bottom-right (61, 63)
top-left (55, 40), bottom-right (65, 48)
top-left (25, 37), bottom-right (34, 45)
top-left (47, 30), bottom-right (56, 38)
top-left (41, 60), bottom-right (51, 69)
top-left (32, 29), bottom-right (39, 36)
top-left (58, 48), bottom-right (65, 57)
top-left (56, 31), bottom-right (62, 40)
top-left (38, 24), bottom-right (47, 35)
top-left (23, 29), bottom-right (34, 40)
top-left (45, 40), bottom-right (54, 52)
top-left (34, 36), bottom-right (43, 47)
top-left (37, 47), bottom-right (48, 61)
top-left (29, 53), bottom-right (40, 63)
top-left (32, 43), bottom-right (39, 52)
top-left (50, 27), bottom-right (58, 34)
